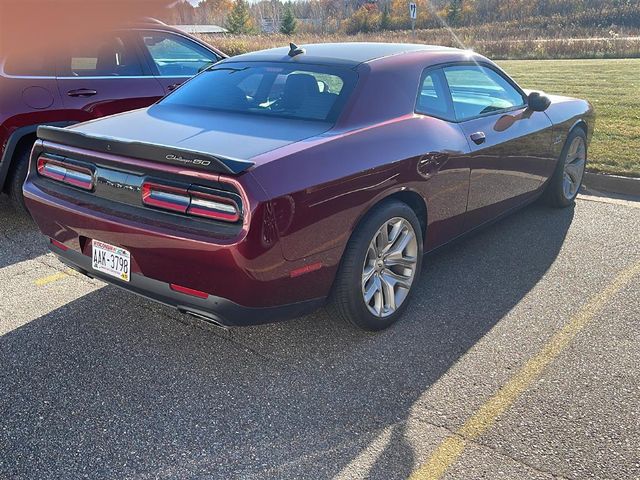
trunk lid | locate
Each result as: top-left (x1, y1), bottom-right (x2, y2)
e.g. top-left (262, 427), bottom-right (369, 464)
top-left (48, 105), bottom-right (333, 174)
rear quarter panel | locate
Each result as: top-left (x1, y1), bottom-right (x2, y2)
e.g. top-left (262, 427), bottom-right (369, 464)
top-left (249, 115), bottom-right (471, 263)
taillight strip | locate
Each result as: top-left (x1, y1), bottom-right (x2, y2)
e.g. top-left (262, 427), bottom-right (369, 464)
top-left (142, 181), bottom-right (241, 223)
top-left (37, 157), bottom-right (94, 191)
top-left (41, 163), bottom-right (66, 181)
top-left (187, 195), bottom-right (240, 222)
top-left (141, 183), bottom-right (191, 213)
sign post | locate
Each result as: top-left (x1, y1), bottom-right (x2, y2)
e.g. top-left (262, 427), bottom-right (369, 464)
top-left (409, 2), bottom-right (417, 40)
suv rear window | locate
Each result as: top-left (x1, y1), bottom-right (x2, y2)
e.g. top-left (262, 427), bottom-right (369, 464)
top-left (4, 52), bottom-right (55, 76)
top-left (57, 34), bottom-right (144, 77)
top-left (159, 62), bottom-right (357, 122)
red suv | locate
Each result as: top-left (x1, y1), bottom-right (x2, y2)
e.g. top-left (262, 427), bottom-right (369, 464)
top-left (0, 19), bottom-right (225, 209)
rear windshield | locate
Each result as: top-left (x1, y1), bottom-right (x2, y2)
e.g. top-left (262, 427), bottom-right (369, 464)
top-left (159, 62), bottom-right (357, 123)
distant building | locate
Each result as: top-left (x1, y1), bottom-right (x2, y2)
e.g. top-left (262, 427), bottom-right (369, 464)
top-left (172, 25), bottom-right (228, 34)
top-left (260, 19), bottom-right (278, 34)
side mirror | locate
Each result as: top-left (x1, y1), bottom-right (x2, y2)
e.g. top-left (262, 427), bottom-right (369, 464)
top-left (527, 91), bottom-right (551, 112)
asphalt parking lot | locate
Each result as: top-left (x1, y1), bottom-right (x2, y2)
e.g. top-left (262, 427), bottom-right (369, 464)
top-left (0, 192), bottom-right (638, 480)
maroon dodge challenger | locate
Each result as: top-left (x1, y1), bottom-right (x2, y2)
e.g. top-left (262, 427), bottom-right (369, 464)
top-left (24, 43), bottom-right (594, 331)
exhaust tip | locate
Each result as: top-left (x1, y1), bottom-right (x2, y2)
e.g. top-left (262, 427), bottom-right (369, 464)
top-left (178, 308), bottom-right (229, 330)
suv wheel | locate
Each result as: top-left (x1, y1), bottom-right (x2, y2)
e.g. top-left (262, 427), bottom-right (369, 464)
top-left (7, 143), bottom-right (32, 212)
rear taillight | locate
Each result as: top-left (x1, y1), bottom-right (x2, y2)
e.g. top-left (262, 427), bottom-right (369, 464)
top-left (187, 191), bottom-right (240, 222)
top-left (141, 181), bottom-right (241, 223)
top-left (37, 157), bottom-right (94, 191)
top-left (141, 182), bottom-right (190, 213)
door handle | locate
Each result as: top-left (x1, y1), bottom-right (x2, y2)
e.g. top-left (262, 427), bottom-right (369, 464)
top-left (470, 132), bottom-right (486, 145)
top-left (67, 89), bottom-right (97, 98)
top-left (167, 83), bottom-right (182, 91)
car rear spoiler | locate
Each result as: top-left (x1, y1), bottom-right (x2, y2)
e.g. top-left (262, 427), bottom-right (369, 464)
top-left (37, 126), bottom-right (254, 175)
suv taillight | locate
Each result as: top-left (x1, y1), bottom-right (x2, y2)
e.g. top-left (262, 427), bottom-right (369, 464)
top-left (141, 181), bottom-right (241, 223)
top-left (37, 157), bottom-right (94, 191)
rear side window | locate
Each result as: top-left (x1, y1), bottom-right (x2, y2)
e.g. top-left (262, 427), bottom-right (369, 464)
top-left (4, 52), bottom-right (55, 76)
top-left (415, 68), bottom-right (454, 121)
top-left (443, 65), bottom-right (526, 121)
top-left (57, 34), bottom-right (144, 77)
top-left (159, 62), bottom-right (357, 123)
top-left (140, 32), bottom-right (218, 76)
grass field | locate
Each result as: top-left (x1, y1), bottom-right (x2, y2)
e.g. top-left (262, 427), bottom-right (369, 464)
top-left (499, 58), bottom-right (639, 177)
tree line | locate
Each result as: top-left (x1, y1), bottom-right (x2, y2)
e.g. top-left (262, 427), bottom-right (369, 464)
top-left (160, 0), bottom-right (640, 35)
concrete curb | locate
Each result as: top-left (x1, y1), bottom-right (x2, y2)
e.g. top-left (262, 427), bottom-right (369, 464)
top-left (583, 172), bottom-right (640, 197)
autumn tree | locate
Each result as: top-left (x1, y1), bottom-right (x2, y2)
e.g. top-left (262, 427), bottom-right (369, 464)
top-left (166, 0), bottom-right (196, 24)
top-left (344, 4), bottom-right (381, 34)
top-left (198, 0), bottom-right (234, 25)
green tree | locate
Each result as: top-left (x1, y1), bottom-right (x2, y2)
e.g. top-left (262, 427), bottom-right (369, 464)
top-left (280, 5), bottom-right (297, 35)
top-left (227, 0), bottom-right (254, 34)
top-left (447, 0), bottom-right (463, 26)
top-left (380, 6), bottom-right (392, 30)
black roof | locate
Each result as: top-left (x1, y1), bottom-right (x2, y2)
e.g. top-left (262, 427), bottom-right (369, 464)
top-left (223, 42), bottom-right (457, 67)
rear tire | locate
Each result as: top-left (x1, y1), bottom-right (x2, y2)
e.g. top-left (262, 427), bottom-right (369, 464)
top-left (543, 128), bottom-right (587, 208)
top-left (6, 144), bottom-right (32, 212)
top-left (328, 200), bottom-right (423, 331)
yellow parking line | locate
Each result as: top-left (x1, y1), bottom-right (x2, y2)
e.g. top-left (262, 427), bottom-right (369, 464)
top-left (409, 260), bottom-right (640, 480)
top-left (34, 270), bottom-right (72, 287)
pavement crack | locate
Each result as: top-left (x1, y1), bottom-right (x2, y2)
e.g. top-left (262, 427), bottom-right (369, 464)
top-left (213, 332), bottom-right (293, 367)
top-left (468, 437), bottom-right (574, 480)
top-left (410, 414), bottom-right (575, 480)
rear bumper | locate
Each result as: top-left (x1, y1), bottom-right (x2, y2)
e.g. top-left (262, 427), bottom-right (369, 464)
top-left (24, 179), bottom-right (337, 326)
top-left (52, 244), bottom-right (324, 327)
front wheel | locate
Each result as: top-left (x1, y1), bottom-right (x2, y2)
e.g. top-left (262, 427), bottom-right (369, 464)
top-left (328, 200), bottom-right (423, 331)
top-left (543, 128), bottom-right (587, 208)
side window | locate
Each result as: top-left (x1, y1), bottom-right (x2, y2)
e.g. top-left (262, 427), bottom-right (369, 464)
top-left (140, 32), bottom-right (219, 77)
top-left (415, 68), bottom-right (454, 121)
top-left (4, 51), bottom-right (55, 77)
top-left (58, 35), bottom-right (144, 77)
top-left (443, 65), bottom-right (526, 121)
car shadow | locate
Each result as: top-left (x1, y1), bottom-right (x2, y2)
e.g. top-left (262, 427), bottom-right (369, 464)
top-left (0, 196), bottom-right (49, 270)
top-left (0, 203), bottom-right (575, 479)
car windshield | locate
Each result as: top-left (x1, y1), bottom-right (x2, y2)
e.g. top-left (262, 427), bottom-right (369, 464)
top-left (158, 62), bottom-right (357, 123)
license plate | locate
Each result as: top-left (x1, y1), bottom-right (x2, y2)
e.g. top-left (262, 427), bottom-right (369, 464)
top-left (92, 240), bottom-right (131, 282)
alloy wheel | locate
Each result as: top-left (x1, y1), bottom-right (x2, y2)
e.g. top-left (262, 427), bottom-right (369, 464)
top-left (361, 217), bottom-right (418, 317)
top-left (562, 135), bottom-right (586, 200)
